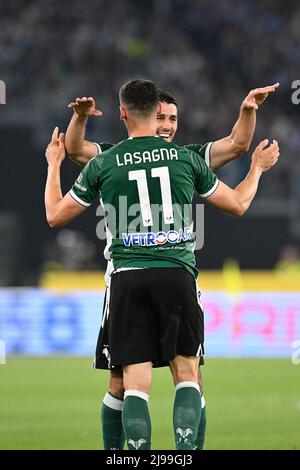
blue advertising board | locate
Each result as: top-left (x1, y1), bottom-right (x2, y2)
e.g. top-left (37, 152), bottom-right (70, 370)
top-left (0, 289), bottom-right (299, 357)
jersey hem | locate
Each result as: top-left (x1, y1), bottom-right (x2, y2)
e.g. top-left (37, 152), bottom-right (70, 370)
top-left (200, 178), bottom-right (219, 198)
top-left (69, 189), bottom-right (91, 207)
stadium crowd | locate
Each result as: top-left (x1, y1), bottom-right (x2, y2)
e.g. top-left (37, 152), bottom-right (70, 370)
top-left (0, 0), bottom-right (299, 200)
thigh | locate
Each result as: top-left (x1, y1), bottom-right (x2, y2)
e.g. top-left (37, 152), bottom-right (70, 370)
top-left (108, 270), bottom-right (160, 367)
top-left (147, 268), bottom-right (204, 361)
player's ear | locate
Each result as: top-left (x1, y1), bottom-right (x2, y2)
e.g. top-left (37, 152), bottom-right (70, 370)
top-left (119, 105), bottom-right (127, 121)
top-left (157, 102), bottom-right (162, 114)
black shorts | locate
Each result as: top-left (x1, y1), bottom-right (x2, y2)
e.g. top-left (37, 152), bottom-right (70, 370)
top-left (94, 267), bottom-right (205, 369)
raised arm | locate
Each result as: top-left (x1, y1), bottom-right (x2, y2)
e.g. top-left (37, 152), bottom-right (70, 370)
top-left (210, 83), bottom-right (280, 170)
top-left (207, 139), bottom-right (280, 215)
top-left (45, 127), bottom-right (87, 227)
top-left (65, 97), bottom-right (102, 167)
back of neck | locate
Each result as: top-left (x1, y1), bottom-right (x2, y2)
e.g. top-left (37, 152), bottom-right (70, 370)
top-left (126, 120), bottom-right (157, 138)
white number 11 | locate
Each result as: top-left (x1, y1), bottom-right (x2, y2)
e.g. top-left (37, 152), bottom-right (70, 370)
top-left (128, 166), bottom-right (174, 227)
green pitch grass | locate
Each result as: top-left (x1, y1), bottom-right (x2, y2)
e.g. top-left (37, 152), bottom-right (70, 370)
top-left (0, 357), bottom-right (299, 450)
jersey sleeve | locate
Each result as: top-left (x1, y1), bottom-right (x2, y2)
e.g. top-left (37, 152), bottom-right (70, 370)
top-left (184, 142), bottom-right (213, 168)
top-left (69, 157), bottom-right (100, 207)
top-left (94, 142), bottom-right (114, 155)
top-left (189, 149), bottom-right (219, 198)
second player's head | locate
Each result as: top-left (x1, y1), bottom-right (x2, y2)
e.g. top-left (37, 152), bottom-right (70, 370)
top-left (157, 89), bottom-right (178, 143)
top-left (119, 80), bottom-right (178, 141)
top-left (119, 79), bottom-right (160, 131)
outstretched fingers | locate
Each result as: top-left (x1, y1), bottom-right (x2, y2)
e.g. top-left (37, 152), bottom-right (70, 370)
top-left (251, 83), bottom-right (280, 96)
top-left (257, 139), bottom-right (269, 150)
top-left (51, 126), bottom-right (59, 143)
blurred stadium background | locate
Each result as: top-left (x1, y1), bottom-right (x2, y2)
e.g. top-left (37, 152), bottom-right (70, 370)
top-left (0, 0), bottom-right (299, 450)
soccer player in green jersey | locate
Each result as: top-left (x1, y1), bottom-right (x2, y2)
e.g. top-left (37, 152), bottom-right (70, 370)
top-left (64, 84), bottom-right (279, 450)
top-left (44, 79), bottom-right (279, 450)
top-left (66, 84), bottom-right (279, 170)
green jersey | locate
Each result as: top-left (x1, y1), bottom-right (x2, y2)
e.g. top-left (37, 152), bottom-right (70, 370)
top-left (94, 141), bottom-right (213, 168)
top-left (70, 136), bottom-right (218, 277)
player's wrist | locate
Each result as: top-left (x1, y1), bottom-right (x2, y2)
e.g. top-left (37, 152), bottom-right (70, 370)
top-left (73, 111), bottom-right (89, 122)
top-left (241, 103), bottom-right (256, 113)
top-left (47, 160), bottom-right (62, 169)
top-left (250, 161), bottom-right (263, 176)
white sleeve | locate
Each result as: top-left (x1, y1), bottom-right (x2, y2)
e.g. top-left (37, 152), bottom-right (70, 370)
top-left (205, 142), bottom-right (213, 168)
top-left (93, 142), bottom-right (102, 155)
top-left (199, 179), bottom-right (219, 198)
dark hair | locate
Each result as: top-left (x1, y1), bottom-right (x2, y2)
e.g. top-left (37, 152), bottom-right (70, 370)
top-left (158, 89), bottom-right (178, 107)
top-left (119, 79), bottom-right (159, 116)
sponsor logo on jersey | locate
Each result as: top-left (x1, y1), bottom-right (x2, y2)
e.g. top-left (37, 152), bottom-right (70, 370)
top-left (122, 227), bottom-right (192, 247)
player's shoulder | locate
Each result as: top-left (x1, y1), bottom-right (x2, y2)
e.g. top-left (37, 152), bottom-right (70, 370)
top-left (97, 142), bottom-right (114, 153)
top-left (183, 143), bottom-right (205, 152)
top-left (182, 142), bottom-right (213, 167)
top-left (93, 139), bottom-right (126, 162)
top-left (172, 142), bottom-right (202, 160)
top-left (183, 142), bottom-right (211, 155)
top-left (161, 141), bottom-right (206, 168)
top-left (93, 142), bottom-right (113, 155)
top-left (96, 141), bottom-right (127, 155)
top-left (83, 150), bottom-right (111, 174)
top-left (168, 140), bottom-right (192, 156)
top-left (90, 139), bottom-right (130, 175)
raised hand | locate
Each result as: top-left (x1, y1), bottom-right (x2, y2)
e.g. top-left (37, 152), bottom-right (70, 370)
top-left (45, 127), bottom-right (66, 166)
top-left (251, 139), bottom-right (280, 172)
top-left (68, 96), bottom-right (103, 117)
top-left (242, 83), bottom-right (280, 111)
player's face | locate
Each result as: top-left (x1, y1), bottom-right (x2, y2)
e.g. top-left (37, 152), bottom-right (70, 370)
top-left (156, 102), bottom-right (178, 142)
